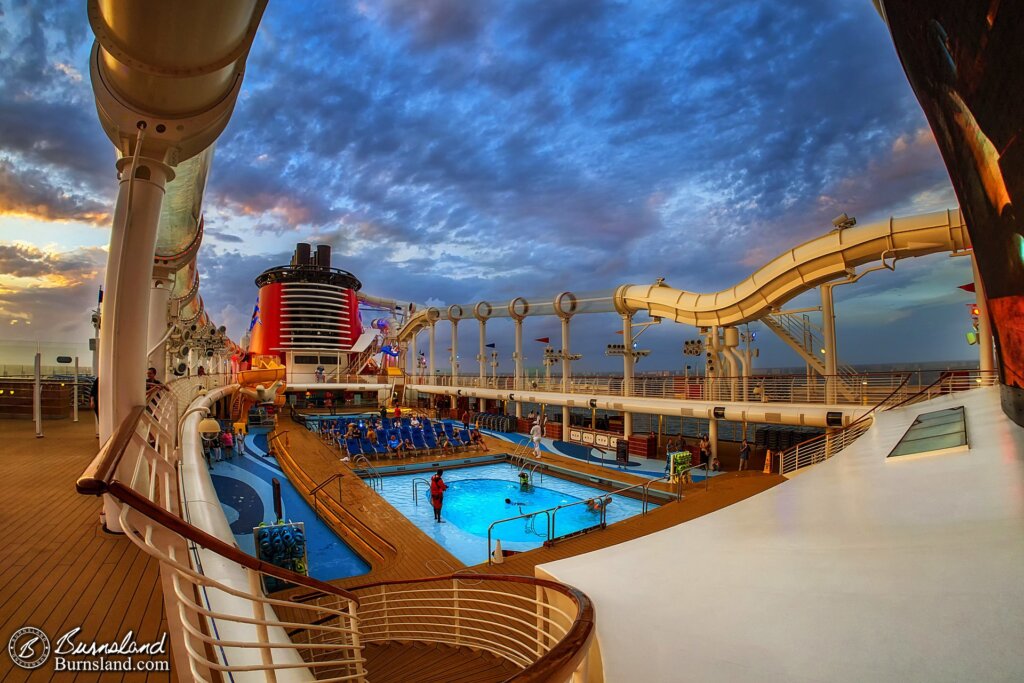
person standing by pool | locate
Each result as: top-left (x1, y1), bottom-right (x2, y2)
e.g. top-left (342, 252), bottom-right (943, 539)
top-left (738, 439), bottom-right (751, 471)
top-left (530, 421), bottom-right (543, 458)
top-left (429, 469), bottom-right (447, 522)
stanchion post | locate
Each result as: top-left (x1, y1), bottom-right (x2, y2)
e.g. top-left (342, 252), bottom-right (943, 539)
top-left (73, 356), bottom-right (80, 422)
top-left (34, 352), bottom-right (43, 438)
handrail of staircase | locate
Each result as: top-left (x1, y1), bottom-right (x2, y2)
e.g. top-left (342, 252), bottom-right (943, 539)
top-left (342, 572), bottom-right (595, 683)
top-left (885, 369), bottom-right (1000, 411)
top-left (778, 370), bottom-right (999, 474)
top-left (777, 372), bottom-right (913, 474)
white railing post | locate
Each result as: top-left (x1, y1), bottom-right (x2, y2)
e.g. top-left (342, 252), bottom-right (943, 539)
top-left (246, 567), bottom-right (278, 682)
top-left (454, 579), bottom-right (461, 645)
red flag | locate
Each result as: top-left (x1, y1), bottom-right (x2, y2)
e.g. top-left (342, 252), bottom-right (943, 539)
top-left (535, 337), bottom-right (550, 343)
top-left (958, 283), bottom-right (976, 293)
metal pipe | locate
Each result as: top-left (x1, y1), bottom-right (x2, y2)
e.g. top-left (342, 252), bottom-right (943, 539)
top-left (88, 0), bottom-right (268, 162)
top-left (428, 322), bottom-right (436, 380)
top-left (972, 253), bottom-right (994, 373)
top-left (622, 313), bottom-right (634, 438)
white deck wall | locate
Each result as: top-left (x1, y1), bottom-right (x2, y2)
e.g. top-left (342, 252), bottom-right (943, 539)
top-left (542, 386), bottom-right (1024, 682)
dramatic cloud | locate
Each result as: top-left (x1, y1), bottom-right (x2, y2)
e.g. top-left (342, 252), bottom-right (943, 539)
top-left (0, 242), bottom-right (106, 335)
top-left (0, 0), bottom-right (977, 368)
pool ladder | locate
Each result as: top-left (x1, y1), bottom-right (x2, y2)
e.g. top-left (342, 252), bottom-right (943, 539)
top-left (353, 455), bottom-right (383, 490)
top-left (412, 477), bottom-right (431, 506)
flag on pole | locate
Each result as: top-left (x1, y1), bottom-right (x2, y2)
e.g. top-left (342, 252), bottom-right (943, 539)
top-left (248, 299), bottom-right (262, 331)
top-left (485, 343), bottom-right (496, 348)
top-left (535, 337), bottom-right (550, 343)
top-left (958, 282), bottom-right (976, 293)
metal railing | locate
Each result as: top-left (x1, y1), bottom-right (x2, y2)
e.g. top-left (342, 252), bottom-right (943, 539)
top-left (416, 371), bottom-right (932, 406)
top-left (487, 469), bottom-right (680, 565)
top-left (778, 370), bottom-right (999, 475)
top-left (352, 455), bottom-right (382, 490)
top-left (312, 473), bottom-right (344, 520)
top-left (412, 477), bottom-right (432, 506)
top-left (77, 378), bottom-right (366, 681)
top-left (334, 573), bottom-right (596, 683)
top-left (78, 375), bottom-right (600, 681)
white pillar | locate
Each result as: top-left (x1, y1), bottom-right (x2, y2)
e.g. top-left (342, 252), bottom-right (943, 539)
top-left (722, 327), bottom-right (740, 401)
top-left (450, 319), bottom-right (459, 380)
top-left (513, 319), bottom-right (523, 418)
top-left (972, 254), bottom-right (995, 373)
top-left (428, 322), bottom-right (436, 380)
top-left (708, 414), bottom-right (718, 465)
top-left (147, 278), bottom-right (172, 381)
top-left (410, 331), bottom-right (418, 379)
top-left (561, 316), bottom-right (571, 441)
top-left (98, 156), bottom-right (173, 533)
top-left (478, 319), bottom-right (487, 384)
top-left (821, 284), bottom-right (838, 403)
top-left (622, 313), bottom-right (634, 438)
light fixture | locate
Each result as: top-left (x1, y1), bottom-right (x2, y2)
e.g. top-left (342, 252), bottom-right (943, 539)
top-left (198, 417), bottom-right (221, 436)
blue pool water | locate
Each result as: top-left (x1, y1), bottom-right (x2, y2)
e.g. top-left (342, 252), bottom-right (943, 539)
top-left (208, 431), bottom-right (370, 581)
top-left (376, 463), bottom-right (652, 565)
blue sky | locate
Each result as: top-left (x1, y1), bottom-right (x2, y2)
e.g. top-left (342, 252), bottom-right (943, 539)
top-left (0, 0), bottom-right (979, 370)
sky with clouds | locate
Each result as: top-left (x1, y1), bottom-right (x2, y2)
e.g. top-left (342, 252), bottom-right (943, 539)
top-left (0, 0), bottom-right (980, 371)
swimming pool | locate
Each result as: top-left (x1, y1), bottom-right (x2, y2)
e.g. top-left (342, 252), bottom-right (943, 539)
top-left (376, 463), bottom-right (652, 565)
top-left (209, 430), bottom-right (370, 581)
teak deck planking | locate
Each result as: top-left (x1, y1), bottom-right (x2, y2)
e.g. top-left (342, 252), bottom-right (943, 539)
top-left (0, 418), bottom-right (170, 682)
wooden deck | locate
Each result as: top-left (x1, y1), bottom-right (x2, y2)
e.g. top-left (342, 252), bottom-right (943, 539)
top-left (276, 413), bottom-right (786, 586)
top-left (0, 418), bottom-right (171, 682)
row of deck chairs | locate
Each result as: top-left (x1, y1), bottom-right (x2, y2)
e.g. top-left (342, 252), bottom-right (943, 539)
top-left (311, 416), bottom-right (481, 459)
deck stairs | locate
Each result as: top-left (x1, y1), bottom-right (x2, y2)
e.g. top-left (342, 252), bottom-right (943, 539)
top-left (761, 312), bottom-right (857, 399)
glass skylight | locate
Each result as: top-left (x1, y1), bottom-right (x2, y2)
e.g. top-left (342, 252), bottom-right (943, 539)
top-left (887, 406), bottom-right (967, 458)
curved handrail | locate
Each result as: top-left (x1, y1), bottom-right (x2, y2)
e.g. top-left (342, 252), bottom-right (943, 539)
top-left (343, 572), bottom-right (595, 683)
top-left (886, 369), bottom-right (999, 411)
top-left (778, 372), bottom-right (913, 466)
top-left (109, 480), bottom-right (361, 604)
top-left (76, 399), bottom-right (361, 607)
top-left (773, 370), bottom-right (1000, 474)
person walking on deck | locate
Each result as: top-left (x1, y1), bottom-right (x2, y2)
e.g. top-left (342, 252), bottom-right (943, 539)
top-left (429, 469), bottom-right (448, 522)
top-left (739, 439), bottom-right (751, 471)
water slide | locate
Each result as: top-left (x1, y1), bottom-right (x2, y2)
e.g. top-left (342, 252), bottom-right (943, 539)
top-left (396, 208), bottom-right (971, 340)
